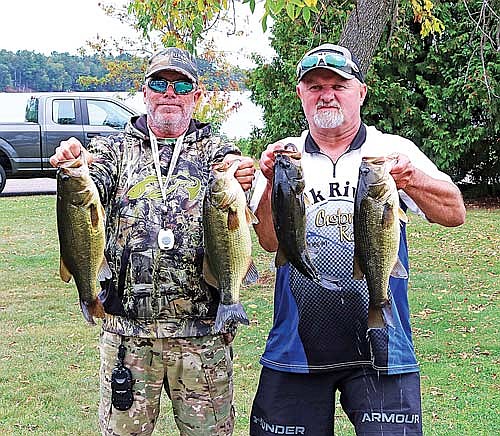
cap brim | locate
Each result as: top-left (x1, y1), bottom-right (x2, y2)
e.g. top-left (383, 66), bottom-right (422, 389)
top-left (298, 65), bottom-right (356, 82)
top-left (145, 66), bottom-right (197, 83)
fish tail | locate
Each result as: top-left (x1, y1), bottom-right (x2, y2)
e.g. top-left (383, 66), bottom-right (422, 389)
top-left (214, 302), bottom-right (250, 333)
top-left (368, 303), bottom-right (394, 329)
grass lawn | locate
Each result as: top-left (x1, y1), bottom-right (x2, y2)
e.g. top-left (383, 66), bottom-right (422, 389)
top-left (0, 195), bottom-right (498, 435)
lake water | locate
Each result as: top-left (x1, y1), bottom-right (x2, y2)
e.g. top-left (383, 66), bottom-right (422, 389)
top-left (0, 91), bottom-right (264, 139)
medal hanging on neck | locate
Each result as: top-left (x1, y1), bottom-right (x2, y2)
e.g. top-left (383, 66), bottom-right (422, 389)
top-left (149, 128), bottom-right (185, 251)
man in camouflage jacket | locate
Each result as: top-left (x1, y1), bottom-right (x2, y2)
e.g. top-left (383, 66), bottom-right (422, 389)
top-left (51, 47), bottom-right (255, 436)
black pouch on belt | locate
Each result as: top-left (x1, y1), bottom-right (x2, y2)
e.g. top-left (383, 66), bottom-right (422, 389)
top-left (111, 342), bottom-right (134, 411)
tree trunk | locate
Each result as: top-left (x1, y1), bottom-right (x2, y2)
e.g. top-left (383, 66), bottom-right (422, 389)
top-left (338, 0), bottom-right (394, 76)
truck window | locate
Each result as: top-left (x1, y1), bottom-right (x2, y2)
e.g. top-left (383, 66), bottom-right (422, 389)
top-left (53, 99), bottom-right (77, 125)
top-left (87, 99), bottom-right (131, 130)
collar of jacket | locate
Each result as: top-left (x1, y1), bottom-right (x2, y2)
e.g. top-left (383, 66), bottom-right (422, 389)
top-left (304, 123), bottom-right (367, 154)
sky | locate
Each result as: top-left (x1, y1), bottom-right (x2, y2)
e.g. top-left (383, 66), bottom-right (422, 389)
top-left (0, 0), bottom-right (275, 67)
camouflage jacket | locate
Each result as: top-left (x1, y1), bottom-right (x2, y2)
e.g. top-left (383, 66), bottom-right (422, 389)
top-left (89, 115), bottom-right (240, 338)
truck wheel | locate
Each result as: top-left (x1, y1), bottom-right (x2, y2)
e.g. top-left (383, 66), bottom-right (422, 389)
top-left (0, 164), bottom-right (6, 194)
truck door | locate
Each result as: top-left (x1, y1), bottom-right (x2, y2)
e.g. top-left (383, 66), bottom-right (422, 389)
top-left (81, 98), bottom-right (135, 141)
top-left (42, 97), bottom-right (86, 170)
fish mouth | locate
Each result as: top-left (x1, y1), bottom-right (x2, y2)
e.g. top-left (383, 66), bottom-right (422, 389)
top-left (58, 157), bottom-right (84, 168)
top-left (57, 155), bottom-right (88, 179)
top-left (361, 156), bottom-right (398, 175)
top-left (362, 156), bottom-right (388, 164)
top-left (274, 143), bottom-right (301, 160)
top-left (212, 159), bottom-right (240, 174)
top-left (362, 156), bottom-right (398, 165)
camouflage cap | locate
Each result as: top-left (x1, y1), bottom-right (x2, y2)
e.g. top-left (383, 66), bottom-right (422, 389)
top-left (145, 48), bottom-right (198, 83)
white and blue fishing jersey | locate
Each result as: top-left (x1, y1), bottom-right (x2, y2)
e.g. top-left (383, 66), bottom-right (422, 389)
top-left (250, 124), bottom-right (453, 375)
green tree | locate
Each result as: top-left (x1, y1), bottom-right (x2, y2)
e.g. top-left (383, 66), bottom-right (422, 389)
top-left (245, 6), bottom-right (346, 153)
top-left (0, 50), bottom-right (143, 92)
top-left (123, 0), bottom-right (443, 54)
top-left (366, 0), bottom-right (499, 186)
top-left (0, 63), bottom-right (12, 90)
top-left (112, 0), bottom-right (447, 136)
top-left (246, 0), bottom-right (499, 189)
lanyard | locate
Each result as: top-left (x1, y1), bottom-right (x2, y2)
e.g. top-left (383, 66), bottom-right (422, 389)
top-left (149, 127), bottom-right (185, 203)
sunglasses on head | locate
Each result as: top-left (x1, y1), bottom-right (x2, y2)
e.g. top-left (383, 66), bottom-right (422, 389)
top-left (300, 52), bottom-right (360, 75)
top-left (147, 78), bottom-right (196, 95)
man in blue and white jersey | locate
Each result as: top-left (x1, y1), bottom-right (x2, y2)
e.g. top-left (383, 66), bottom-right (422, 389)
top-left (249, 43), bottom-right (466, 436)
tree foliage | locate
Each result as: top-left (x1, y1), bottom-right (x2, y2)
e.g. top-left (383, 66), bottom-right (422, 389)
top-left (0, 50), bottom-right (137, 92)
top-left (0, 49), bottom-right (244, 94)
top-left (246, 0), bottom-right (499, 189)
top-left (118, 0), bottom-right (451, 145)
top-left (24, 0), bottom-right (494, 188)
top-left (127, 0), bottom-right (232, 53)
top-left (124, 0), bottom-right (444, 51)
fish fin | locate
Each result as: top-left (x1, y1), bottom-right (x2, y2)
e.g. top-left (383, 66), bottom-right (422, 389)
top-left (319, 274), bottom-right (341, 291)
top-left (97, 257), bottom-right (112, 281)
top-left (227, 209), bottom-right (240, 231)
top-left (368, 304), bottom-right (394, 329)
top-left (398, 207), bottom-right (408, 223)
top-left (245, 206), bottom-right (259, 225)
top-left (352, 255), bottom-right (364, 280)
top-left (214, 302), bottom-right (249, 333)
top-left (243, 261), bottom-right (259, 285)
top-left (274, 246), bottom-right (288, 267)
top-left (382, 203), bottom-right (396, 229)
top-left (202, 255), bottom-right (219, 288)
top-left (80, 300), bottom-right (96, 325)
top-left (220, 191), bottom-right (237, 210)
top-left (59, 259), bottom-right (73, 283)
top-left (390, 257), bottom-right (408, 279)
top-left (89, 298), bottom-right (106, 319)
top-left (381, 304), bottom-right (395, 328)
top-left (307, 245), bottom-right (319, 257)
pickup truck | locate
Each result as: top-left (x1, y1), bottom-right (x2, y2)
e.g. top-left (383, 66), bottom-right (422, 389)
top-left (0, 93), bottom-right (140, 193)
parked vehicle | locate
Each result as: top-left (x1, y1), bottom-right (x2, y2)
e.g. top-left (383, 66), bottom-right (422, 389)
top-left (0, 93), bottom-right (139, 193)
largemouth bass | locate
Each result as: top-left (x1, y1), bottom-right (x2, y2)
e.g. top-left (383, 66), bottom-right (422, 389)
top-left (353, 156), bottom-right (408, 329)
top-left (203, 160), bottom-right (258, 333)
top-left (56, 154), bottom-right (111, 325)
top-left (271, 144), bottom-right (338, 290)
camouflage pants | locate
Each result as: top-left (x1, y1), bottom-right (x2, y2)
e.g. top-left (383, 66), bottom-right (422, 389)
top-left (99, 331), bottom-right (235, 436)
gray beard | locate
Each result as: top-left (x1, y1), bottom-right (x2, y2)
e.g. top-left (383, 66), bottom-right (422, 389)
top-left (149, 116), bottom-right (186, 133)
top-left (313, 108), bottom-right (344, 129)
top-left (146, 102), bottom-right (190, 136)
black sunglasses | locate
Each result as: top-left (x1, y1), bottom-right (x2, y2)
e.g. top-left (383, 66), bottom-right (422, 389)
top-left (147, 78), bottom-right (196, 95)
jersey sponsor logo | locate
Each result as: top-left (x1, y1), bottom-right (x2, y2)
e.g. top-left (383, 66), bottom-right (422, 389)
top-left (307, 180), bottom-right (356, 204)
top-left (314, 208), bottom-right (354, 243)
top-left (252, 415), bottom-right (306, 435)
top-left (361, 412), bottom-right (420, 424)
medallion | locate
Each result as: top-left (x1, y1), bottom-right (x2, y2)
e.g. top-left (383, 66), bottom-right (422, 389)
top-left (157, 228), bottom-right (175, 250)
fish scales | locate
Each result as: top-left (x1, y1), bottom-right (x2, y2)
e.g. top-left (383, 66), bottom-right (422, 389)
top-left (353, 156), bottom-right (408, 329)
top-left (271, 145), bottom-right (338, 290)
top-left (203, 160), bottom-right (258, 333)
top-left (57, 154), bottom-right (110, 325)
